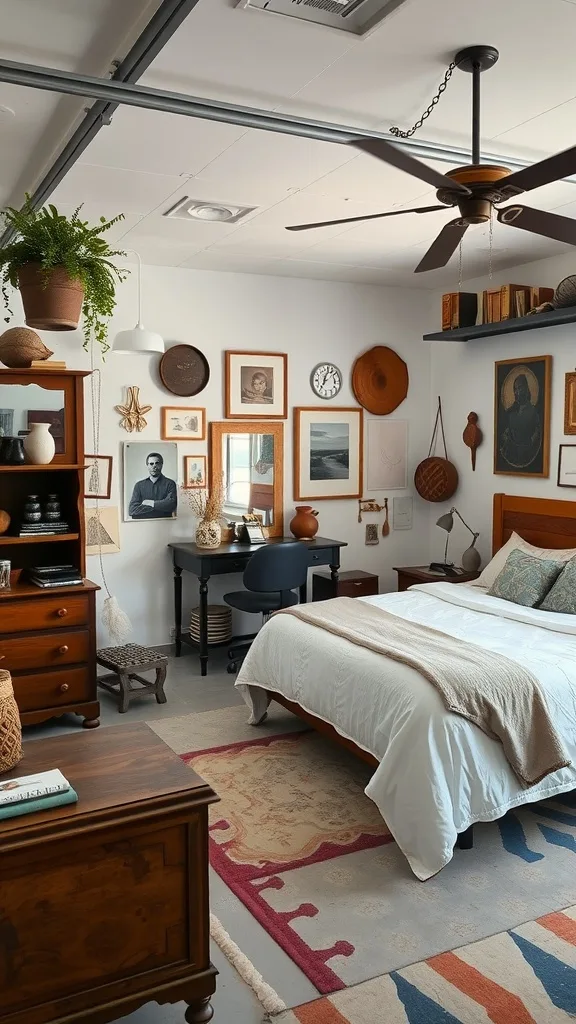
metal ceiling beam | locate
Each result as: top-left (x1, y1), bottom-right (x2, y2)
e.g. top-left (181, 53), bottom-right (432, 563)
top-left (0, 0), bottom-right (203, 245)
top-left (0, 54), bottom-right (564, 182)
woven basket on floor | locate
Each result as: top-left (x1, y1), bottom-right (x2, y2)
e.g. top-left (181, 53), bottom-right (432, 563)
top-left (0, 669), bottom-right (22, 774)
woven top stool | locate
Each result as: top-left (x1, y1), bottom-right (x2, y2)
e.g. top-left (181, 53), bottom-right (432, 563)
top-left (96, 643), bottom-right (168, 714)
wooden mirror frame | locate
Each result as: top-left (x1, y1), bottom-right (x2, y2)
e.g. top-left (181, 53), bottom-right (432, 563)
top-left (209, 420), bottom-right (284, 538)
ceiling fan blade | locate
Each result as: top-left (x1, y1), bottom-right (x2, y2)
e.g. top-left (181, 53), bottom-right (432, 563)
top-left (498, 204), bottom-right (576, 246)
top-left (350, 137), bottom-right (472, 196)
top-left (500, 145), bottom-right (576, 198)
top-left (285, 204), bottom-right (447, 232)
top-left (414, 218), bottom-right (468, 273)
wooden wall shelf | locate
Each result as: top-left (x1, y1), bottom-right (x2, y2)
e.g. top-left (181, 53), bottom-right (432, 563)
top-left (0, 534), bottom-right (80, 545)
top-left (423, 305), bottom-right (576, 343)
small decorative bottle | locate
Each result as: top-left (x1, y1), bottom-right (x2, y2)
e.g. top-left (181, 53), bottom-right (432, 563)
top-left (44, 494), bottom-right (61, 522)
top-left (23, 494), bottom-right (42, 523)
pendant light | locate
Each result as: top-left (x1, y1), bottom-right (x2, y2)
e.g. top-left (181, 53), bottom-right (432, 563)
top-left (112, 251), bottom-right (164, 354)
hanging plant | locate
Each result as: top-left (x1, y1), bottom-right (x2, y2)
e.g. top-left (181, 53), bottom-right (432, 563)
top-left (0, 197), bottom-right (129, 355)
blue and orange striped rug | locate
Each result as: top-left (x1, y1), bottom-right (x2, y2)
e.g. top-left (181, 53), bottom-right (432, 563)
top-left (279, 905), bottom-right (576, 1023)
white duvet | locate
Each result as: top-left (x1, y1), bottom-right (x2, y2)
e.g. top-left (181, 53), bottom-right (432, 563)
top-left (235, 582), bottom-right (576, 880)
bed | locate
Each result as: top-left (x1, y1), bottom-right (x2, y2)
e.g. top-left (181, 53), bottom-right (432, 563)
top-left (235, 493), bottom-right (576, 880)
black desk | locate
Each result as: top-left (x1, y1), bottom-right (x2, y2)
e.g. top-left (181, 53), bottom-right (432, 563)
top-left (168, 536), bottom-right (347, 675)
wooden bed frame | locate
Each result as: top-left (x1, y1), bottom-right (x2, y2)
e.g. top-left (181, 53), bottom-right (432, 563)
top-left (266, 493), bottom-right (576, 852)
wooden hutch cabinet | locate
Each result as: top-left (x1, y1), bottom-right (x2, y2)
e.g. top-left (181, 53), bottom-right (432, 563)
top-left (0, 368), bottom-right (99, 728)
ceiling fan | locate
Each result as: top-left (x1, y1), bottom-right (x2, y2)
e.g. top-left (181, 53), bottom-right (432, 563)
top-left (286, 45), bottom-right (576, 273)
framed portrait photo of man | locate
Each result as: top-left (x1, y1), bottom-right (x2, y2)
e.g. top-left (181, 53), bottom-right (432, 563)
top-left (494, 355), bottom-right (551, 478)
top-left (123, 441), bottom-right (178, 522)
top-left (225, 351), bottom-right (287, 419)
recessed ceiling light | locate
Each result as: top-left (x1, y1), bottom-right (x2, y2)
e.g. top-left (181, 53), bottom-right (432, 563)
top-left (164, 196), bottom-right (258, 224)
top-left (192, 205), bottom-right (235, 222)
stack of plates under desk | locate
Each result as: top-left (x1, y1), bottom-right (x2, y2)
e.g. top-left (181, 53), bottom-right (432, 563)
top-left (189, 605), bottom-right (232, 645)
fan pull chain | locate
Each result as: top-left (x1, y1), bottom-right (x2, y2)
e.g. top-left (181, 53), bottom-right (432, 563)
top-left (488, 209), bottom-right (494, 280)
top-left (390, 61), bottom-right (456, 139)
top-left (458, 239), bottom-right (463, 291)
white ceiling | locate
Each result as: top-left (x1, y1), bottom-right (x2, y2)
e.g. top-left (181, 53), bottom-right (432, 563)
top-left (4, 0), bottom-right (576, 286)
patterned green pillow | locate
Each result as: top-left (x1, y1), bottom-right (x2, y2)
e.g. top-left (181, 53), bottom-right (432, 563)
top-left (488, 549), bottom-right (565, 607)
top-left (539, 556), bottom-right (576, 613)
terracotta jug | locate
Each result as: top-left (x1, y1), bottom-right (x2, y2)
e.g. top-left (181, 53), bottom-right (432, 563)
top-left (290, 506), bottom-right (319, 541)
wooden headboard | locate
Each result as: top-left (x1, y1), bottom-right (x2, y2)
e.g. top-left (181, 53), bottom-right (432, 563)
top-left (493, 493), bottom-right (576, 554)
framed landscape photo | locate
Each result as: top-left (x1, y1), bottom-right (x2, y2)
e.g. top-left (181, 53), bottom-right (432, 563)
top-left (122, 441), bottom-right (178, 522)
top-left (225, 351), bottom-right (287, 419)
top-left (294, 407), bottom-right (363, 501)
top-left (558, 444), bottom-right (576, 487)
top-left (183, 455), bottom-right (207, 489)
top-left (161, 406), bottom-right (205, 441)
top-left (494, 355), bottom-right (551, 478)
top-left (84, 455), bottom-right (112, 499)
top-left (564, 372), bottom-right (576, 435)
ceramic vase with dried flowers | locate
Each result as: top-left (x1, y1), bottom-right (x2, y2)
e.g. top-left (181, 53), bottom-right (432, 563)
top-left (184, 474), bottom-right (224, 549)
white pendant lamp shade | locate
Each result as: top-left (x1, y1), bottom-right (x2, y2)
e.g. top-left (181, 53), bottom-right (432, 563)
top-left (112, 252), bottom-right (164, 354)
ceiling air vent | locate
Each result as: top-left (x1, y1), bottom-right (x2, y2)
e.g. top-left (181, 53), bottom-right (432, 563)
top-left (164, 197), bottom-right (257, 224)
top-left (236, 0), bottom-right (411, 36)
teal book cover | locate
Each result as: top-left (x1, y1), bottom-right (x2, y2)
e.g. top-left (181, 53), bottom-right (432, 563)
top-left (0, 787), bottom-right (78, 820)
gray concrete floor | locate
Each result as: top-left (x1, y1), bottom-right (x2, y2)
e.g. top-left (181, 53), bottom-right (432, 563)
top-left (22, 648), bottom-right (318, 1024)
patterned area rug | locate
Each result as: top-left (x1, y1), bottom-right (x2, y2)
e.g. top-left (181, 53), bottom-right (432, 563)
top-left (181, 727), bottom-right (576, 995)
top-left (277, 905), bottom-right (576, 1023)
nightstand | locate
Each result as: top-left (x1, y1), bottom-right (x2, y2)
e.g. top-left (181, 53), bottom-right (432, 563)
top-left (313, 569), bottom-right (379, 601)
top-left (393, 565), bottom-right (481, 592)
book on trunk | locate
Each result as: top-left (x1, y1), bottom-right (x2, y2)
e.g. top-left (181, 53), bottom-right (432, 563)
top-left (0, 768), bottom-right (70, 807)
top-left (441, 292), bottom-right (477, 330)
top-left (0, 788), bottom-right (78, 819)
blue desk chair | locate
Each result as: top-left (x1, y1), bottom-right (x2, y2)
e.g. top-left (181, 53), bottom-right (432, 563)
top-left (223, 541), bottom-right (309, 673)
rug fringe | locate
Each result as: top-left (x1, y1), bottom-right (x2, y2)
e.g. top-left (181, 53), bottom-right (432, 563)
top-left (210, 912), bottom-right (287, 1016)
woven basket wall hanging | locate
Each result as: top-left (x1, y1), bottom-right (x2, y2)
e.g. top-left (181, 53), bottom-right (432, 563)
top-left (352, 345), bottom-right (408, 415)
top-left (0, 670), bottom-right (22, 775)
top-left (414, 396), bottom-right (458, 502)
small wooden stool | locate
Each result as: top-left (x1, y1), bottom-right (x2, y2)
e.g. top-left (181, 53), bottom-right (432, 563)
top-left (97, 643), bottom-right (168, 714)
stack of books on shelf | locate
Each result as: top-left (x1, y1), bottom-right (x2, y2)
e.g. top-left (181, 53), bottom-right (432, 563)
top-left (28, 564), bottom-right (83, 588)
top-left (441, 284), bottom-right (555, 330)
top-left (19, 519), bottom-right (70, 538)
top-left (0, 768), bottom-right (78, 820)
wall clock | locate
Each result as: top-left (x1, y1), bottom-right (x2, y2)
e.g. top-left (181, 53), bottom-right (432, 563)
top-left (159, 344), bottom-right (210, 397)
top-left (310, 362), bottom-right (342, 400)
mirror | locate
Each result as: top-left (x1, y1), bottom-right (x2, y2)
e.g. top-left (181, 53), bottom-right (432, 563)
top-left (210, 421), bottom-right (284, 538)
top-left (0, 383), bottom-right (66, 453)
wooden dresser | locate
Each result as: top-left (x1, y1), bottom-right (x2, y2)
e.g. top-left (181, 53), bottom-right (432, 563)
top-left (0, 724), bottom-right (218, 1024)
top-left (0, 368), bottom-right (99, 727)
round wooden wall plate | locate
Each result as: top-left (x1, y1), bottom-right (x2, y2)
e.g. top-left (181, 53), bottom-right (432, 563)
top-left (159, 344), bottom-right (210, 397)
top-left (352, 346), bottom-right (409, 415)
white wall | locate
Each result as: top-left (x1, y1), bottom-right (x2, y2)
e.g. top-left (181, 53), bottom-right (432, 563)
top-left (7, 266), bottom-right (435, 645)
top-left (429, 251), bottom-right (576, 568)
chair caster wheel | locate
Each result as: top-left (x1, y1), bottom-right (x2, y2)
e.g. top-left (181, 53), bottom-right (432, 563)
top-left (227, 662), bottom-right (238, 674)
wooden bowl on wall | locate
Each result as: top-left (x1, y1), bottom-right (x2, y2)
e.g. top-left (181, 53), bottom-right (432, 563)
top-left (352, 346), bottom-right (409, 415)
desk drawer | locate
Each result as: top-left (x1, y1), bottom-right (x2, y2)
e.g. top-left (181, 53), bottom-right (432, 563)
top-left (0, 594), bottom-right (90, 635)
top-left (0, 630), bottom-right (90, 672)
top-left (12, 667), bottom-right (92, 712)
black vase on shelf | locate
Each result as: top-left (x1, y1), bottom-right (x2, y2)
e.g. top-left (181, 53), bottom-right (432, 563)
top-left (44, 494), bottom-right (61, 522)
top-left (23, 494), bottom-right (42, 523)
top-left (0, 437), bottom-right (25, 465)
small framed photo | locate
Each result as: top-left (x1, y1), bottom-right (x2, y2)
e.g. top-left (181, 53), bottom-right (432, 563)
top-left (161, 406), bottom-right (206, 441)
top-left (84, 455), bottom-right (112, 499)
top-left (225, 351), bottom-right (287, 419)
top-left (558, 444), bottom-right (576, 487)
top-left (294, 407), bottom-right (363, 501)
top-left (183, 455), bottom-right (207, 489)
top-left (244, 521), bottom-right (266, 544)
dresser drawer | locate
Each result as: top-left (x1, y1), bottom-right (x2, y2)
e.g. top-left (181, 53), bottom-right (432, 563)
top-left (12, 667), bottom-right (92, 712)
top-left (0, 594), bottom-right (90, 635)
top-left (0, 630), bottom-right (90, 672)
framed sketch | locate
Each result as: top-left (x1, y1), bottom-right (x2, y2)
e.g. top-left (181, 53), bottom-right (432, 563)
top-left (564, 372), bottom-right (576, 435)
top-left (366, 419), bottom-right (408, 490)
top-left (494, 355), bottom-right (551, 478)
top-left (85, 506), bottom-right (120, 555)
top-left (161, 406), bottom-right (205, 440)
top-left (558, 444), bottom-right (576, 487)
top-left (122, 441), bottom-right (178, 522)
top-left (84, 455), bottom-right (112, 499)
top-left (0, 408), bottom-right (13, 437)
top-left (393, 496), bottom-right (413, 530)
top-left (294, 407), bottom-right (363, 501)
top-left (225, 351), bottom-right (287, 419)
top-left (183, 455), bottom-right (207, 489)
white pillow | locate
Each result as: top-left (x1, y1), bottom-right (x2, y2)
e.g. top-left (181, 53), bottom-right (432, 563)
top-left (473, 531), bottom-right (576, 589)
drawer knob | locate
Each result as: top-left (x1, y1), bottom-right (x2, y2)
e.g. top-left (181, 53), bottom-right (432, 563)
top-left (57, 607), bottom-right (68, 617)
top-left (57, 645), bottom-right (69, 655)
top-left (60, 683), bottom-right (69, 693)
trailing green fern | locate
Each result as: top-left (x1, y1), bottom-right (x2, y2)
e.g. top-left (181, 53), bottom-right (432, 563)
top-left (0, 197), bottom-right (129, 355)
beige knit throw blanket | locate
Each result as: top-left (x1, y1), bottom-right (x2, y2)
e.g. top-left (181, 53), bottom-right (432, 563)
top-left (279, 597), bottom-right (571, 787)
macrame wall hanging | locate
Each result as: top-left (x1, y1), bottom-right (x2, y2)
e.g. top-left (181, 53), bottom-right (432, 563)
top-left (414, 397), bottom-right (459, 502)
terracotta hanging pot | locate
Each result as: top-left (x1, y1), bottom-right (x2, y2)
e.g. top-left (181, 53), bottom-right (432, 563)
top-left (18, 263), bottom-right (84, 331)
top-left (290, 506), bottom-right (319, 540)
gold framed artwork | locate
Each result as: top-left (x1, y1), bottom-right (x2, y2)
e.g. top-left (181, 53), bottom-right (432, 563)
top-left (294, 407), bottom-right (363, 501)
top-left (225, 351), bottom-right (287, 419)
top-left (161, 406), bottom-right (206, 441)
top-left (494, 355), bottom-right (551, 478)
top-left (183, 455), bottom-right (207, 489)
top-left (564, 372), bottom-right (576, 435)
